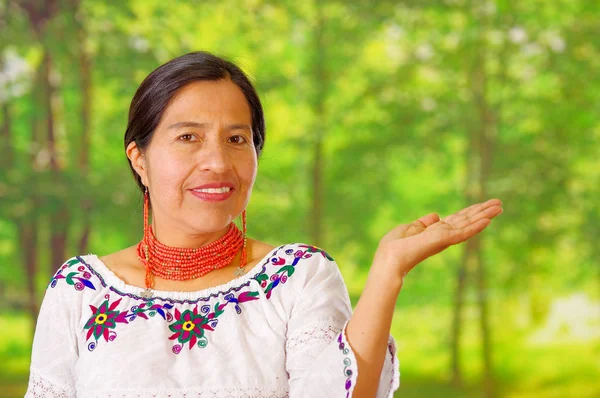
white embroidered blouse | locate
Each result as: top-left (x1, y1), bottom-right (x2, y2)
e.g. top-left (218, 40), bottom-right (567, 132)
top-left (26, 243), bottom-right (400, 397)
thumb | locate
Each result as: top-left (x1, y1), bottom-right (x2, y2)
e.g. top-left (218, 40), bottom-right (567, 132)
top-left (380, 212), bottom-right (442, 243)
top-left (404, 213), bottom-right (440, 236)
top-left (416, 213), bottom-right (441, 228)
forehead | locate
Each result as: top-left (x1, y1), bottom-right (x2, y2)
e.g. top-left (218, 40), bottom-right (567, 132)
top-left (160, 79), bottom-right (252, 126)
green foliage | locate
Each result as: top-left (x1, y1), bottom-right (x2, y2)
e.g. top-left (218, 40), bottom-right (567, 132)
top-left (0, 0), bottom-right (598, 396)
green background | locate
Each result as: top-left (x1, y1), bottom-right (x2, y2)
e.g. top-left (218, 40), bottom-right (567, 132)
top-left (0, 0), bottom-right (598, 397)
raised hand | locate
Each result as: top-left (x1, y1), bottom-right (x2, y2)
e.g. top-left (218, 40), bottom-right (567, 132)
top-left (372, 199), bottom-right (503, 287)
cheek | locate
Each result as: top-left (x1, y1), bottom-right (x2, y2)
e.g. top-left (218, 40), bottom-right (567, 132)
top-left (238, 155), bottom-right (257, 193)
top-left (148, 153), bottom-right (190, 188)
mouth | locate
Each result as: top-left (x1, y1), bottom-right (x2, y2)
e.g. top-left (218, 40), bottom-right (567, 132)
top-left (189, 187), bottom-right (234, 202)
top-left (192, 187), bottom-right (232, 194)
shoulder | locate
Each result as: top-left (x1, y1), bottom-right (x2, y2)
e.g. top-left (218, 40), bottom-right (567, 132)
top-left (246, 240), bottom-right (337, 279)
top-left (35, 255), bottom-right (106, 323)
top-left (259, 243), bottom-right (341, 293)
top-left (275, 243), bottom-right (337, 271)
top-left (281, 243), bottom-right (336, 264)
top-left (263, 243), bottom-right (337, 269)
top-left (47, 255), bottom-right (104, 297)
top-left (267, 244), bottom-right (351, 319)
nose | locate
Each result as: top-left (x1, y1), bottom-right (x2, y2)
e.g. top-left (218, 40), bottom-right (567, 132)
top-left (197, 138), bottom-right (233, 174)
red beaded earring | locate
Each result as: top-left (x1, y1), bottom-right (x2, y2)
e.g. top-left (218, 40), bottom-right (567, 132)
top-left (240, 209), bottom-right (247, 266)
top-left (142, 186), bottom-right (151, 288)
top-left (143, 186), bottom-right (150, 236)
top-left (233, 209), bottom-right (248, 277)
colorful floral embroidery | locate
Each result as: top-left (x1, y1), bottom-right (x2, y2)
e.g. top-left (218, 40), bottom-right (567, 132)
top-left (169, 306), bottom-right (212, 351)
top-left (54, 244), bottom-right (335, 354)
top-left (84, 297), bottom-right (128, 351)
top-left (337, 332), bottom-right (354, 397)
top-left (299, 244), bottom-right (334, 261)
top-left (256, 246), bottom-right (331, 299)
top-left (167, 291), bottom-right (260, 353)
top-left (50, 258), bottom-right (96, 291)
top-left (126, 300), bottom-right (174, 322)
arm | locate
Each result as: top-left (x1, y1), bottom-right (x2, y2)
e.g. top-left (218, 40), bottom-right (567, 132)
top-left (346, 199), bottom-right (503, 398)
top-left (345, 266), bottom-right (401, 398)
top-left (285, 247), bottom-right (399, 398)
top-left (26, 259), bottom-right (81, 398)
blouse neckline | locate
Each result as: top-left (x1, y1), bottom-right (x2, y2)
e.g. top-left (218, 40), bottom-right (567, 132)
top-left (78, 244), bottom-right (284, 301)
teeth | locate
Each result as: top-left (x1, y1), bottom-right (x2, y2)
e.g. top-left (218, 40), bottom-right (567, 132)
top-left (194, 187), bottom-right (231, 194)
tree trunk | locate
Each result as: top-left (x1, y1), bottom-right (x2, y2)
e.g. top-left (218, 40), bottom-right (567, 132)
top-left (19, 221), bottom-right (39, 330)
top-left (474, 80), bottom-right (496, 398)
top-left (17, 0), bottom-right (61, 332)
top-left (1, 103), bottom-right (13, 168)
top-left (23, 60), bottom-right (47, 328)
top-left (450, 244), bottom-right (469, 385)
top-left (470, 3), bottom-right (496, 395)
top-left (451, 4), bottom-right (497, 394)
top-left (0, 102), bottom-right (12, 307)
top-left (475, 234), bottom-right (493, 396)
top-left (41, 47), bottom-right (70, 275)
top-left (74, 0), bottom-right (93, 254)
top-left (310, 2), bottom-right (327, 247)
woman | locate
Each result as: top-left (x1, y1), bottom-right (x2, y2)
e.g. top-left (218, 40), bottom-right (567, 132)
top-left (26, 51), bottom-right (503, 398)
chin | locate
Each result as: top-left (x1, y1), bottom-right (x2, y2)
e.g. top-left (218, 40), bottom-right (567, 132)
top-left (187, 217), bottom-right (235, 234)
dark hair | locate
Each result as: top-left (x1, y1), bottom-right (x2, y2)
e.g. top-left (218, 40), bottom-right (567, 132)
top-left (124, 51), bottom-right (266, 193)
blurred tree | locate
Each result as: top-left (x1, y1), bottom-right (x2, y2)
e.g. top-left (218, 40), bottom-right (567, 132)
top-left (0, 1), bottom-right (598, 396)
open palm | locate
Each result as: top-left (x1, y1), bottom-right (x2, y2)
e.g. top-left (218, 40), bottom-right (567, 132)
top-left (374, 199), bottom-right (503, 282)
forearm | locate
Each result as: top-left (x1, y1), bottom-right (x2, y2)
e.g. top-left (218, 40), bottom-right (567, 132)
top-left (345, 264), bottom-right (402, 398)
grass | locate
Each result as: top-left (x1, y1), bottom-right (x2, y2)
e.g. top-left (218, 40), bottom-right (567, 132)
top-left (2, 299), bottom-right (599, 398)
top-left (0, 313), bottom-right (32, 398)
top-left (389, 303), bottom-right (600, 398)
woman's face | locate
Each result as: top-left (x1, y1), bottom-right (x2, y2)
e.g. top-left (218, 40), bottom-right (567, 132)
top-left (127, 79), bottom-right (257, 245)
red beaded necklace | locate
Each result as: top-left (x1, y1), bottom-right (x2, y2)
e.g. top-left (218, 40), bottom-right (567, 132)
top-left (136, 187), bottom-right (247, 296)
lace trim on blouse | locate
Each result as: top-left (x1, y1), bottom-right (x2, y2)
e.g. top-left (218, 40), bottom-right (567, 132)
top-left (25, 372), bottom-right (76, 398)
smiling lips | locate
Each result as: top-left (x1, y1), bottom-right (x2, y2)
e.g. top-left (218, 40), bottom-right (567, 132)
top-left (190, 182), bottom-right (235, 202)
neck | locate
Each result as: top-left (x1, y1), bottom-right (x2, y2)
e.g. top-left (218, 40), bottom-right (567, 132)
top-left (150, 220), bottom-right (232, 249)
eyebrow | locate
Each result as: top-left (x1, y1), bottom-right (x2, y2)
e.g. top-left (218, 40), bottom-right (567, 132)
top-left (167, 121), bottom-right (251, 131)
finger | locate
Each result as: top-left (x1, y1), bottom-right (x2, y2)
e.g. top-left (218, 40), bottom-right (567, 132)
top-left (417, 213), bottom-right (441, 227)
top-left (446, 218), bottom-right (492, 245)
top-left (444, 205), bottom-right (503, 229)
top-left (463, 199), bottom-right (502, 220)
top-left (403, 213), bottom-right (440, 238)
top-left (443, 199), bottom-right (502, 227)
top-left (458, 198), bottom-right (502, 218)
top-left (409, 213), bottom-right (440, 230)
top-left (406, 220), bottom-right (427, 235)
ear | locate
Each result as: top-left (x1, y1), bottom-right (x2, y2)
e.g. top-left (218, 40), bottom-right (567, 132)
top-left (126, 141), bottom-right (149, 187)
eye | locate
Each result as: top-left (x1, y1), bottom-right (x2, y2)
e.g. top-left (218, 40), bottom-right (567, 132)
top-left (228, 135), bottom-right (248, 144)
top-left (178, 134), bottom-right (195, 142)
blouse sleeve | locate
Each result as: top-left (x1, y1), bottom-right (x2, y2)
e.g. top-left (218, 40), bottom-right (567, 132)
top-left (25, 259), bottom-right (80, 398)
top-left (285, 248), bottom-right (400, 397)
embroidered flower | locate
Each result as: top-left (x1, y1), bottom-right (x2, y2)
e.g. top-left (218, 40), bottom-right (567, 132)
top-left (224, 291), bottom-right (260, 314)
top-left (168, 306), bottom-right (214, 350)
top-left (299, 244), bottom-right (334, 261)
top-left (50, 258), bottom-right (96, 291)
top-left (125, 301), bottom-right (174, 322)
top-left (258, 246), bottom-right (326, 298)
top-left (84, 297), bottom-right (128, 343)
